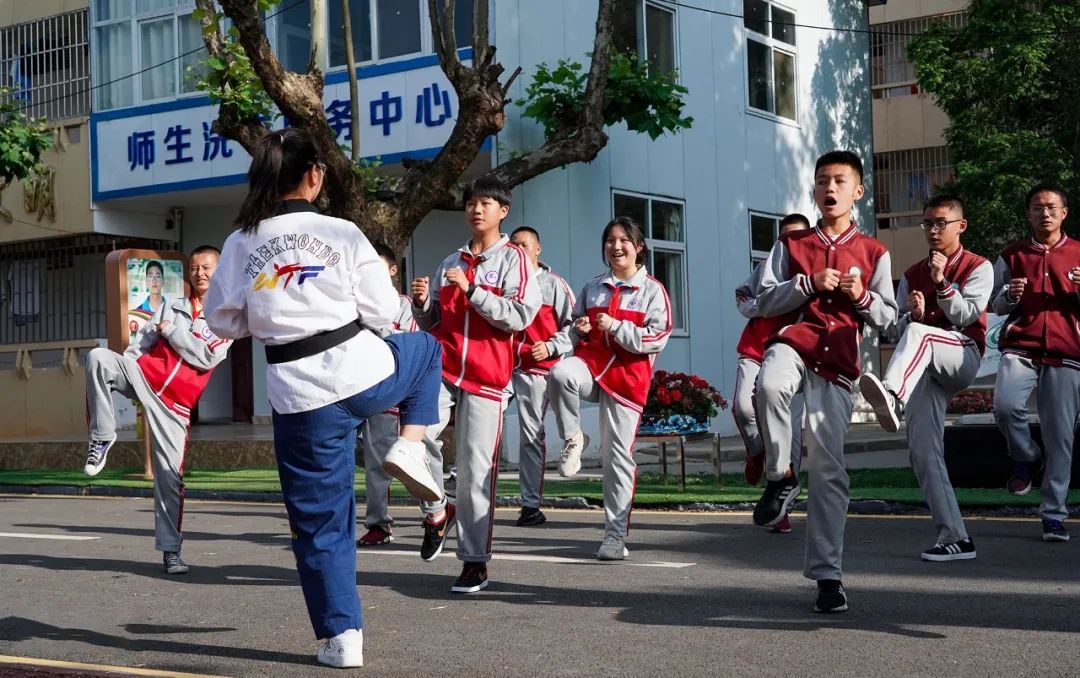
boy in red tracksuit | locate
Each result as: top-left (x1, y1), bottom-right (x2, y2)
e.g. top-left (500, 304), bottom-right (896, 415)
top-left (508, 226), bottom-right (575, 527)
top-left (412, 177), bottom-right (541, 593)
top-left (83, 246), bottom-right (231, 575)
top-left (751, 151), bottom-right (897, 613)
top-left (991, 183), bottom-right (1080, 543)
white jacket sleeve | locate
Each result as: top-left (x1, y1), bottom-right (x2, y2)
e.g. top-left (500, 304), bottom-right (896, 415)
top-left (852, 251), bottom-right (898, 332)
top-left (123, 305), bottom-right (163, 360)
top-left (754, 239), bottom-right (816, 317)
top-left (161, 307), bottom-right (232, 371)
top-left (204, 235), bottom-right (251, 340)
top-left (609, 281), bottom-right (673, 355)
top-left (938, 260), bottom-right (993, 329)
top-left (736, 262), bottom-right (766, 319)
top-left (991, 256), bottom-right (1020, 315)
top-left (545, 275), bottom-right (577, 358)
top-left (469, 247), bottom-right (541, 333)
top-left (352, 237), bottom-right (399, 335)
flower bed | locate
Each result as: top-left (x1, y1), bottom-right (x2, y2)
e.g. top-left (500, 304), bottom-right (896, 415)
top-left (947, 389), bottom-right (994, 415)
top-left (639, 370), bottom-right (728, 435)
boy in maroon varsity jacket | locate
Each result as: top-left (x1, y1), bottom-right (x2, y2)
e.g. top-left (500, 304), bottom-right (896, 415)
top-left (734, 214), bottom-right (809, 534)
top-left (859, 195), bottom-right (992, 562)
top-left (991, 183), bottom-right (1080, 543)
top-left (750, 151), bottom-right (897, 613)
top-left (412, 177), bottom-right (541, 593)
top-left (508, 227), bottom-right (575, 528)
top-left (83, 246), bottom-right (230, 575)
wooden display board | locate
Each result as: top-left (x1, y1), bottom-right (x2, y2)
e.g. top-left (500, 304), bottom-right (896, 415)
top-left (104, 249), bottom-right (188, 354)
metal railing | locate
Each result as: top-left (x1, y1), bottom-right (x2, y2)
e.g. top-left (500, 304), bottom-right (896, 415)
top-left (0, 8), bottom-right (90, 122)
top-left (873, 146), bottom-right (955, 228)
top-left (871, 11), bottom-right (967, 97)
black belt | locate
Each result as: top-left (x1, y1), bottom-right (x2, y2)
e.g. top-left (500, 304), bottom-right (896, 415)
top-left (264, 319), bottom-right (364, 365)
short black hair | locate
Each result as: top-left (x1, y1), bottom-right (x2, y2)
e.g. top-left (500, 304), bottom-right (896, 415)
top-left (924, 194), bottom-right (965, 215)
top-left (602, 216), bottom-right (649, 268)
top-left (463, 176), bottom-right (512, 208)
top-left (510, 226), bottom-right (540, 243)
top-left (1026, 182), bottom-right (1069, 209)
top-left (815, 150), bottom-right (864, 183)
top-left (371, 242), bottom-right (397, 264)
top-left (190, 245), bottom-right (221, 257)
top-left (145, 260), bottom-right (163, 275)
top-left (780, 213), bottom-right (811, 230)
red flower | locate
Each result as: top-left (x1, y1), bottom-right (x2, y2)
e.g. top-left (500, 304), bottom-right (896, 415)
top-left (656, 386), bottom-right (669, 398)
top-left (658, 394), bottom-right (672, 405)
top-left (671, 390), bottom-right (683, 402)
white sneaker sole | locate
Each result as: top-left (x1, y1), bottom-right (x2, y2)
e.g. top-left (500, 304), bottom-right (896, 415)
top-left (756, 481), bottom-right (801, 528)
top-left (921, 551), bottom-right (976, 562)
top-left (597, 545), bottom-right (629, 561)
top-left (558, 433), bottom-right (590, 477)
top-left (858, 374), bottom-right (900, 433)
top-left (83, 437), bottom-right (117, 477)
top-left (1043, 533), bottom-right (1070, 543)
top-left (450, 578), bottom-right (489, 594)
top-left (383, 443), bottom-right (442, 503)
top-left (815, 600), bottom-right (849, 613)
top-left (317, 650), bottom-right (364, 668)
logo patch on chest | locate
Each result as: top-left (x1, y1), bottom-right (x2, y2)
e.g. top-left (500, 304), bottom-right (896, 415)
top-left (484, 270), bottom-right (500, 284)
top-left (626, 297), bottom-right (642, 310)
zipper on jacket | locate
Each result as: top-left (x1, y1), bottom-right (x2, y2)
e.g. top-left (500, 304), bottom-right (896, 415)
top-left (156, 360), bottom-right (184, 398)
top-left (454, 311), bottom-right (471, 386)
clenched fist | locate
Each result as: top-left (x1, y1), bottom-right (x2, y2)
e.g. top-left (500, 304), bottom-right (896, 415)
top-left (411, 276), bottom-right (429, 306)
top-left (813, 268), bottom-right (841, 292)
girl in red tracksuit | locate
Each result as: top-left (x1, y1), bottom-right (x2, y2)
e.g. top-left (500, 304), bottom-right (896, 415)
top-left (547, 216), bottom-right (672, 561)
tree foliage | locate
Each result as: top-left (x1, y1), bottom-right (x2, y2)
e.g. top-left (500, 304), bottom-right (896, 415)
top-left (909, 0), bottom-right (1080, 254)
top-left (0, 88), bottom-right (52, 185)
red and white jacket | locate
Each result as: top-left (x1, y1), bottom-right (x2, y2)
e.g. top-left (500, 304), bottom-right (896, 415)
top-left (569, 267), bottom-right (672, 412)
top-left (894, 247), bottom-right (993, 354)
top-left (125, 296), bottom-right (231, 423)
top-left (416, 234), bottom-right (541, 401)
top-left (991, 235), bottom-right (1080, 367)
top-left (735, 259), bottom-right (798, 363)
top-left (513, 263), bottom-right (575, 376)
top-left (754, 222), bottom-right (897, 389)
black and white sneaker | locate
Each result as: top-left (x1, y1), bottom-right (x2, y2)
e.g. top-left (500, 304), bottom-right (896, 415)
top-left (83, 436), bottom-right (117, 477)
top-left (516, 506), bottom-right (547, 527)
top-left (858, 373), bottom-right (903, 433)
top-left (450, 562), bottom-right (488, 594)
top-left (420, 502), bottom-right (456, 562)
top-left (163, 551), bottom-right (189, 575)
top-left (815, 579), bottom-right (848, 613)
top-left (752, 474), bottom-right (801, 527)
top-left (921, 538), bottom-right (976, 562)
top-left (1042, 519), bottom-right (1070, 543)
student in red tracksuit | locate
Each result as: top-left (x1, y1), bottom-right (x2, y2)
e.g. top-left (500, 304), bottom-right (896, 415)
top-left (547, 216), bottom-right (673, 561)
top-left (412, 176), bottom-right (541, 593)
top-left (751, 151), bottom-right (897, 613)
top-left (508, 226), bottom-right (575, 527)
top-left (991, 183), bottom-right (1080, 543)
top-left (733, 213), bottom-right (809, 535)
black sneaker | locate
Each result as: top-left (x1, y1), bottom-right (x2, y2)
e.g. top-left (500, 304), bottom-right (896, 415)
top-left (815, 579), bottom-right (848, 613)
top-left (752, 473), bottom-right (801, 527)
top-left (921, 538), bottom-right (976, 562)
top-left (83, 436), bottom-right (117, 477)
top-left (450, 562), bottom-right (488, 594)
top-left (163, 551), bottom-right (189, 575)
top-left (516, 506), bottom-right (547, 527)
top-left (1042, 519), bottom-right (1070, 543)
top-left (420, 502), bottom-right (456, 562)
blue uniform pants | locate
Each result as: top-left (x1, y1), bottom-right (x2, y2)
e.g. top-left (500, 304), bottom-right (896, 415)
top-left (272, 332), bottom-right (442, 639)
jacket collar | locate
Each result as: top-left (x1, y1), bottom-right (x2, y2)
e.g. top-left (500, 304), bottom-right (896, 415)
top-left (1030, 234), bottom-right (1069, 251)
top-left (459, 233), bottom-right (509, 261)
top-left (275, 199), bottom-right (320, 216)
top-left (813, 220), bottom-right (860, 247)
top-left (601, 265), bottom-right (649, 289)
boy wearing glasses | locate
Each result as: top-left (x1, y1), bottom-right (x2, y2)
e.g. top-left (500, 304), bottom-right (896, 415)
top-left (990, 183), bottom-right (1080, 542)
top-left (859, 195), bottom-right (992, 561)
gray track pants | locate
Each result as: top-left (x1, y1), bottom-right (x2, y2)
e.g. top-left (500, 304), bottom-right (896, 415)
top-left (734, 357), bottom-right (804, 474)
top-left (548, 357), bottom-right (640, 541)
top-left (85, 347), bottom-right (188, 553)
top-left (994, 353), bottom-right (1080, 523)
top-left (756, 343), bottom-right (853, 581)
top-left (451, 384), bottom-right (507, 563)
top-left (512, 371), bottom-right (550, 509)
top-left (361, 383), bottom-right (452, 528)
top-left (882, 324), bottom-right (979, 542)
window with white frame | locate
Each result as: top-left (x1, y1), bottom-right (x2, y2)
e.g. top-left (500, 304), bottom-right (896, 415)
top-left (328, 0), bottom-right (473, 69)
top-left (743, 0), bottom-right (796, 121)
top-left (613, 0), bottom-right (677, 76)
top-left (749, 212), bottom-right (782, 264)
top-left (612, 191), bottom-right (688, 332)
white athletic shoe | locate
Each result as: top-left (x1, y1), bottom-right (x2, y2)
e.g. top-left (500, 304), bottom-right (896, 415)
top-left (317, 628), bottom-right (363, 668)
top-left (858, 373), bottom-right (902, 433)
top-left (83, 436), bottom-right (117, 477)
top-left (597, 536), bottom-right (629, 561)
top-left (383, 439), bottom-right (442, 503)
top-left (558, 432), bottom-right (589, 477)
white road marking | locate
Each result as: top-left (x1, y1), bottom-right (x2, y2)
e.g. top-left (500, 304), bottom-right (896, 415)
top-left (358, 549), bottom-right (695, 569)
top-left (0, 531), bottom-right (98, 541)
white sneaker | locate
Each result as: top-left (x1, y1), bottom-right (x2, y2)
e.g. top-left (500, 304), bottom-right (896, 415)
top-left (597, 536), bottom-right (629, 561)
top-left (858, 373), bottom-right (902, 433)
top-left (558, 432), bottom-right (589, 477)
top-left (383, 438), bottom-right (442, 502)
top-left (317, 628), bottom-right (363, 668)
top-left (83, 436), bottom-right (117, 477)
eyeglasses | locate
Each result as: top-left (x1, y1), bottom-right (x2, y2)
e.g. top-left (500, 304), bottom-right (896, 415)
top-left (919, 218), bottom-right (963, 232)
top-left (1028, 205), bottom-right (1063, 215)
top-left (146, 273), bottom-right (164, 282)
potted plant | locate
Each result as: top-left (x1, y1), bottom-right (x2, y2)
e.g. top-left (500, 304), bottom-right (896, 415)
top-left (638, 370), bottom-right (728, 435)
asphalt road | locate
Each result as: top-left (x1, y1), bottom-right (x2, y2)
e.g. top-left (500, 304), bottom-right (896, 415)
top-left (0, 496), bottom-right (1077, 677)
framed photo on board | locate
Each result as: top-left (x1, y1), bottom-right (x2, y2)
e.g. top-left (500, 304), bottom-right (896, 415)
top-left (105, 249), bottom-right (188, 354)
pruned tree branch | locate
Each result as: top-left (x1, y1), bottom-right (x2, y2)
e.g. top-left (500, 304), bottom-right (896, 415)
top-left (473, 0), bottom-right (490, 67)
top-left (427, 0), bottom-right (462, 77)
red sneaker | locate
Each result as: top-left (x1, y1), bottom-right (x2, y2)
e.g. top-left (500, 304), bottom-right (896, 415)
top-left (744, 453), bottom-right (765, 486)
top-left (357, 526), bottom-right (393, 547)
top-left (770, 515), bottom-right (792, 534)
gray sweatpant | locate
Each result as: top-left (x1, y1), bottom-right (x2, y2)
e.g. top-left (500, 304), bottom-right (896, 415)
top-left (548, 357), bottom-right (639, 541)
top-left (734, 357), bottom-right (804, 474)
top-left (882, 324), bottom-right (980, 543)
top-left (85, 347), bottom-right (188, 553)
top-left (994, 353), bottom-right (1080, 523)
top-left (452, 384), bottom-right (507, 563)
top-left (756, 343), bottom-right (853, 581)
top-left (512, 371), bottom-right (550, 509)
top-left (361, 383), bottom-right (452, 528)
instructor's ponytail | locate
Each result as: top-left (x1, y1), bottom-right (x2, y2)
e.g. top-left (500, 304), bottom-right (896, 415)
top-left (234, 128), bottom-right (321, 234)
